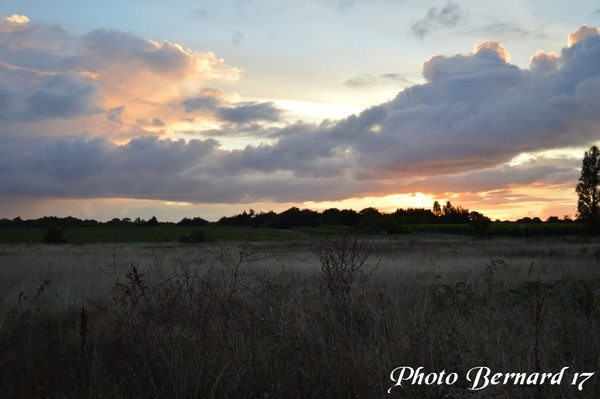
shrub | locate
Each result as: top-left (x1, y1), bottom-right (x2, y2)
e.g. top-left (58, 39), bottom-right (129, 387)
top-left (311, 233), bottom-right (380, 296)
top-left (42, 224), bottom-right (67, 244)
top-left (179, 229), bottom-right (211, 244)
top-left (469, 211), bottom-right (492, 238)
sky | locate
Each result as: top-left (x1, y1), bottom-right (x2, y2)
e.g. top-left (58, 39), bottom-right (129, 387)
top-left (0, 1), bottom-right (599, 222)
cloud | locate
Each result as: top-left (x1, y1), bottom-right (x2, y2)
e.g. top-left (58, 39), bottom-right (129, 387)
top-left (201, 28), bottom-right (600, 186)
top-left (411, 2), bottom-right (464, 39)
top-left (182, 96), bottom-right (221, 113)
top-left (181, 87), bottom-right (233, 113)
top-left (529, 50), bottom-right (559, 74)
top-left (567, 24), bottom-right (600, 46)
top-left (0, 133), bottom-right (218, 196)
top-left (0, 132), bottom-right (377, 203)
top-left (0, 21), bottom-right (241, 90)
top-left (468, 23), bottom-right (545, 42)
top-left (231, 30), bottom-right (245, 46)
top-left (0, 17), bottom-right (242, 136)
top-left (151, 118), bottom-right (165, 127)
top-left (181, 90), bottom-right (284, 127)
top-left (4, 14), bottom-right (29, 24)
top-left (2, 25), bottom-right (600, 208)
top-left (216, 102), bottom-right (282, 124)
top-left (325, 0), bottom-right (404, 12)
top-left (26, 74), bottom-right (101, 119)
top-left (393, 160), bottom-right (580, 197)
top-left (0, 82), bottom-right (14, 110)
top-left (0, 14), bottom-right (30, 34)
top-left (188, 9), bottom-right (209, 20)
top-left (473, 40), bottom-right (510, 62)
top-left (344, 73), bottom-right (411, 90)
top-left (107, 105), bottom-right (125, 123)
top-left (81, 29), bottom-right (240, 81)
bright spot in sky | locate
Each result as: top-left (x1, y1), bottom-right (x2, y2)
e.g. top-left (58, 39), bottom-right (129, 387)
top-left (274, 99), bottom-right (365, 123)
top-left (303, 193), bottom-right (436, 214)
top-left (507, 148), bottom-right (586, 167)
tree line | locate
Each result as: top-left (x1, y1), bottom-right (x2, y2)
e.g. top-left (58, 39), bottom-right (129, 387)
top-left (0, 201), bottom-right (576, 235)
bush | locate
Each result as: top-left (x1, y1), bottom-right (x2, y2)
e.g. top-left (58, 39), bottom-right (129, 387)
top-left (42, 225), bottom-right (67, 244)
top-left (179, 229), bottom-right (211, 244)
top-left (311, 233), bottom-right (380, 296)
top-left (469, 211), bottom-right (492, 238)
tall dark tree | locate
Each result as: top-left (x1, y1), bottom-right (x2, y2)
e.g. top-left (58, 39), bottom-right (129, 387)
top-left (432, 201), bottom-right (442, 217)
top-left (576, 145), bottom-right (600, 235)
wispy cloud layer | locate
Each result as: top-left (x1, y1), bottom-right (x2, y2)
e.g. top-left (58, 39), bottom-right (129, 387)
top-left (344, 74), bottom-right (412, 90)
top-left (411, 2), bottom-right (465, 39)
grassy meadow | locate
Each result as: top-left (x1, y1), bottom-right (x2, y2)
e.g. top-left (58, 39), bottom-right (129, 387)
top-left (1, 235), bottom-right (600, 398)
top-left (0, 226), bottom-right (305, 244)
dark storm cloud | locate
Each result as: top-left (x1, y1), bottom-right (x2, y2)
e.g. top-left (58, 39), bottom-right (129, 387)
top-left (25, 74), bottom-right (101, 119)
top-left (0, 132), bottom-right (380, 203)
top-left (43, 135), bottom-right (211, 176)
top-left (202, 124), bottom-right (349, 179)
top-left (216, 102), bottom-right (282, 124)
top-left (411, 2), bottom-right (464, 39)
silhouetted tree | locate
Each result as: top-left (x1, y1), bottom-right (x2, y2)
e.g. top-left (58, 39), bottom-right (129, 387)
top-left (439, 201), bottom-right (470, 223)
top-left (576, 145), bottom-right (600, 235)
top-left (321, 208), bottom-right (342, 225)
top-left (217, 210), bottom-right (254, 227)
top-left (432, 201), bottom-right (442, 217)
top-left (442, 201), bottom-right (454, 216)
top-left (469, 211), bottom-right (491, 238)
top-left (145, 216), bottom-right (159, 227)
top-left (339, 209), bottom-right (361, 226)
top-left (178, 217), bottom-right (210, 227)
top-left (264, 207), bottom-right (321, 229)
top-left (359, 207), bottom-right (381, 219)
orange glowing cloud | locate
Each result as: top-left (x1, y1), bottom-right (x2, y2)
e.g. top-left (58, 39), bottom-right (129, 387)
top-left (473, 40), bottom-right (510, 62)
top-left (568, 24), bottom-right (600, 47)
top-left (529, 50), bottom-right (559, 72)
top-left (45, 29), bottom-right (245, 141)
top-left (79, 30), bottom-right (241, 129)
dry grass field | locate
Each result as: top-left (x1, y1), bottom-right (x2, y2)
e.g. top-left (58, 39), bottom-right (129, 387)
top-left (1, 235), bottom-right (600, 398)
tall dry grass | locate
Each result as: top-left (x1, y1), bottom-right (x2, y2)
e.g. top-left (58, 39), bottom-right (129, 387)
top-left (1, 236), bottom-right (599, 398)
